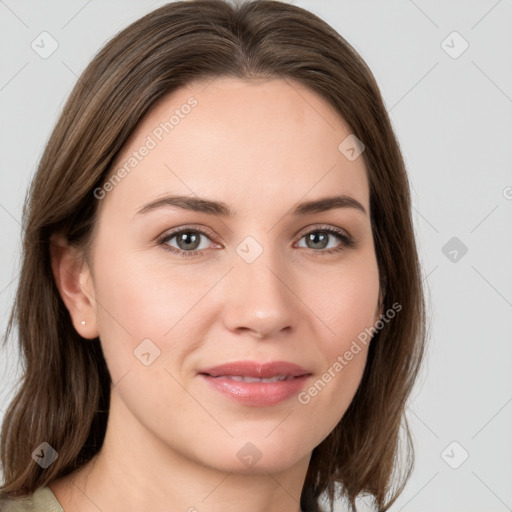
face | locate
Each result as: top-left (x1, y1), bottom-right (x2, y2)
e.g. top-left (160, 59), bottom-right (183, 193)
top-left (82, 77), bottom-right (381, 474)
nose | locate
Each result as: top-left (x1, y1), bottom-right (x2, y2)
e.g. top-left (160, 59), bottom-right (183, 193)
top-left (221, 246), bottom-right (300, 340)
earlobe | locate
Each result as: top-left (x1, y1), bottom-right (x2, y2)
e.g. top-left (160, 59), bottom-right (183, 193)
top-left (49, 234), bottom-right (99, 339)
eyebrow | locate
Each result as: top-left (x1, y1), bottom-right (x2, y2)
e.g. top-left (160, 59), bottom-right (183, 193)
top-left (136, 194), bottom-right (367, 217)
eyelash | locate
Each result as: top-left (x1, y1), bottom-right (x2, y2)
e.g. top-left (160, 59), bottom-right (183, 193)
top-left (157, 225), bottom-right (354, 258)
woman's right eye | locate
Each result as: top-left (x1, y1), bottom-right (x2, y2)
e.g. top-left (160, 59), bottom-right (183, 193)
top-left (158, 228), bottom-right (215, 258)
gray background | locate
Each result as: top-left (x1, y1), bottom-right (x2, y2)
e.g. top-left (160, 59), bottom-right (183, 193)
top-left (1, 1), bottom-right (511, 511)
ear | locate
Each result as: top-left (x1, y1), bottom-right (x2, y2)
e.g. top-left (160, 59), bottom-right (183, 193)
top-left (50, 233), bottom-right (98, 339)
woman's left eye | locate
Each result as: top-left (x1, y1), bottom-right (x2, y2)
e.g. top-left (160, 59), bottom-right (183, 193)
top-left (158, 226), bottom-right (353, 258)
top-left (295, 227), bottom-right (354, 253)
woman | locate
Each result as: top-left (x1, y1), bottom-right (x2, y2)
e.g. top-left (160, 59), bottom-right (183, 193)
top-left (0, 1), bottom-right (426, 511)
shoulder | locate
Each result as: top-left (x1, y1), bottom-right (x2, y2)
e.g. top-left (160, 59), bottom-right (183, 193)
top-left (0, 486), bottom-right (64, 512)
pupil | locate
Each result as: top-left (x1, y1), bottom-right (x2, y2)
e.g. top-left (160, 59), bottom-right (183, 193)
top-left (309, 232), bottom-right (327, 249)
top-left (179, 232), bottom-right (199, 250)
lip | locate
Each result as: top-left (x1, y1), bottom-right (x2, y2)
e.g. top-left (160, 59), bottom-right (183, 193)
top-left (198, 360), bottom-right (312, 407)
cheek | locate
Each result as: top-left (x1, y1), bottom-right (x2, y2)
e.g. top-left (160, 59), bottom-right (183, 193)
top-left (296, 253), bottom-right (378, 420)
top-left (307, 252), bottom-right (380, 352)
top-left (90, 243), bottom-right (222, 381)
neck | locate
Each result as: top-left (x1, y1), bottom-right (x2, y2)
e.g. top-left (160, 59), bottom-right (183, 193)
top-left (51, 388), bottom-right (311, 512)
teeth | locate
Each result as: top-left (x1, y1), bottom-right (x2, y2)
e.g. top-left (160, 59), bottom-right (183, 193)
top-left (218, 375), bottom-right (290, 383)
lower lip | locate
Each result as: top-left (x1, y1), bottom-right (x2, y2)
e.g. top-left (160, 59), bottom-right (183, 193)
top-left (200, 374), bottom-right (310, 407)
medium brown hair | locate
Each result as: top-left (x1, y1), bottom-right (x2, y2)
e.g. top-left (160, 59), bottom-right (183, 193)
top-left (0, 1), bottom-right (427, 510)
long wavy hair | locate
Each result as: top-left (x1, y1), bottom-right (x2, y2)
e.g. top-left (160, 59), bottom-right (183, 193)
top-left (0, 1), bottom-right (427, 511)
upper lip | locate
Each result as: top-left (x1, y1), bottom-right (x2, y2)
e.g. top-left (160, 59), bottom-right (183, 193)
top-left (199, 361), bottom-right (311, 378)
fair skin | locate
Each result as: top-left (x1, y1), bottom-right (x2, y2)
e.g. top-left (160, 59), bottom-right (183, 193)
top-left (50, 77), bottom-right (382, 512)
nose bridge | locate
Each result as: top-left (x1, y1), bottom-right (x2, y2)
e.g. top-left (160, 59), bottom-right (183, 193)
top-left (222, 234), bottom-right (298, 337)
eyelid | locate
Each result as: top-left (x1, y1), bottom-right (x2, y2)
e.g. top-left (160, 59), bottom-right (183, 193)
top-left (295, 223), bottom-right (351, 240)
top-left (158, 223), bottom-right (351, 242)
top-left (157, 224), bottom-right (221, 244)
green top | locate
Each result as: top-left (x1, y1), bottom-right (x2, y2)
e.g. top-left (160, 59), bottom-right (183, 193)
top-left (0, 486), bottom-right (64, 511)
top-left (1, 486), bottom-right (312, 511)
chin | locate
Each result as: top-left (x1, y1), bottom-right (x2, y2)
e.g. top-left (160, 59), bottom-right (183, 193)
top-left (193, 437), bottom-right (312, 475)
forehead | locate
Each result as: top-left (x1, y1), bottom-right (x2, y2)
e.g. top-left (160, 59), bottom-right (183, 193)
top-left (102, 77), bottom-right (369, 217)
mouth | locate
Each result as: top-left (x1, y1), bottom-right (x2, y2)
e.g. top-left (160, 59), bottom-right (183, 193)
top-left (198, 360), bottom-right (312, 407)
top-left (199, 360), bottom-right (310, 378)
top-left (209, 375), bottom-right (294, 383)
